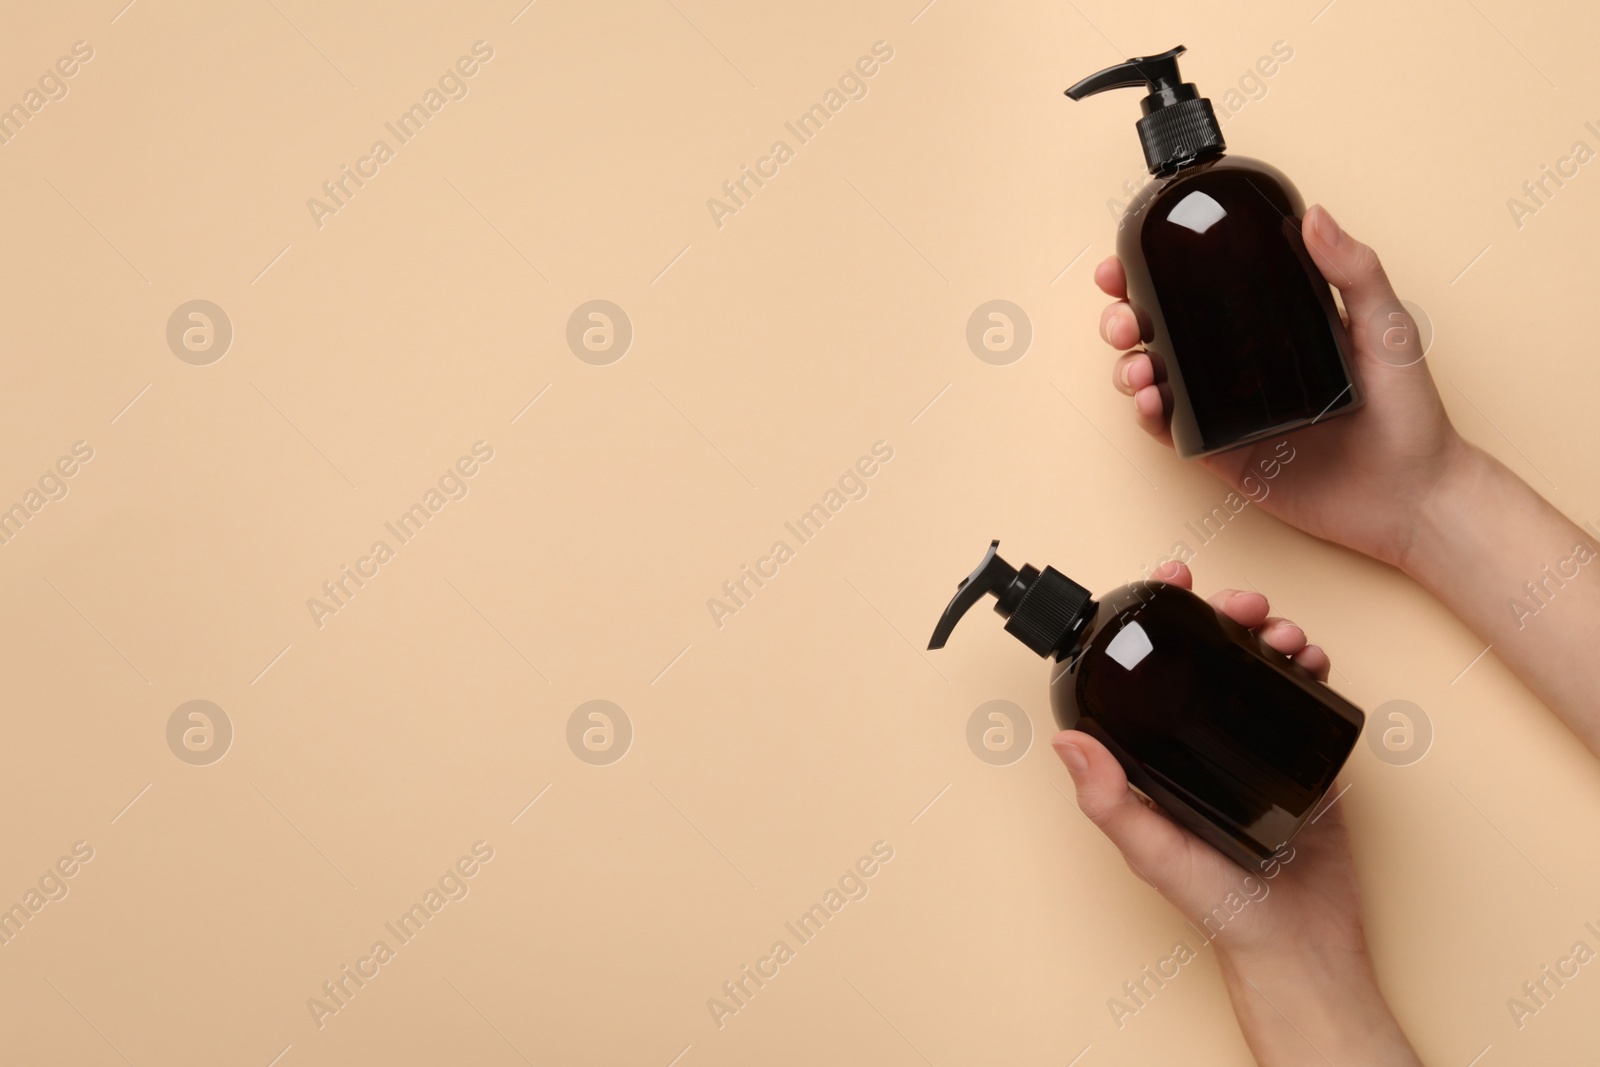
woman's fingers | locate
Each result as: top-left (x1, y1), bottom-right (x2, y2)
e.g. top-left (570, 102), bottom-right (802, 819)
top-left (1202, 591), bottom-right (1335, 680)
top-left (1112, 351), bottom-right (1155, 396)
top-left (1133, 383), bottom-right (1172, 440)
top-left (1100, 301), bottom-right (1141, 349)
top-left (1293, 644), bottom-right (1332, 682)
top-left (1208, 589), bottom-right (1271, 629)
top-left (1302, 205), bottom-right (1407, 366)
top-left (1054, 729), bottom-right (1197, 893)
top-left (1257, 617), bottom-right (1309, 655)
top-left (1094, 255), bottom-right (1127, 299)
top-left (1095, 255), bottom-right (1167, 440)
top-left (1153, 560), bottom-right (1191, 589)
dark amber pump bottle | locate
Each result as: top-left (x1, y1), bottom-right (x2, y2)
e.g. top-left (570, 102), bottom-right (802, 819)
top-left (929, 542), bottom-right (1364, 872)
top-left (1066, 46), bottom-right (1361, 457)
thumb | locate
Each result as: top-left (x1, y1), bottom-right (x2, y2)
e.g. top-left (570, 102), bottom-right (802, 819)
top-left (1302, 204), bottom-right (1404, 360)
top-left (1054, 730), bottom-right (1204, 902)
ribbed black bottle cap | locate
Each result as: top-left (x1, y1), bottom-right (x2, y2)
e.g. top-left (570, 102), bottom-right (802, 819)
top-left (1003, 566), bottom-right (1092, 656)
top-left (1136, 98), bottom-right (1225, 175)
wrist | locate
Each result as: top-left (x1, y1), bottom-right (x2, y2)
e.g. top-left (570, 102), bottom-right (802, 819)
top-left (1217, 938), bottom-right (1374, 992)
top-left (1397, 431), bottom-right (1487, 579)
top-left (1217, 944), bottom-right (1421, 1066)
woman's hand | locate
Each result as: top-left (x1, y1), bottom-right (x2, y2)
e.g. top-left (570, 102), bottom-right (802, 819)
top-left (1096, 205), bottom-right (1467, 571)
top-left (1054, 560), bottom-right (1422, 1065)
top-left (1052, 560), bottom-right (1360, 960)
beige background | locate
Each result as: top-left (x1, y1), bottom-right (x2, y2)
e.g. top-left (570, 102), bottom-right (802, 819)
top-left (1, 0), bottom-right (1598, 1063)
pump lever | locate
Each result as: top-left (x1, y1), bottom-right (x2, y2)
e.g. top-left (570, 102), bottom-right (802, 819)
top-left (927, 540), bottom-right (1019, 650)
top-left (1065, 45), bottom-right (1188, 101)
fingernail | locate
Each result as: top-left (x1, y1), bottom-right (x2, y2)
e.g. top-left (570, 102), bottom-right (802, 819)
top-left (1119, 361), bottom-right (1131, 388)
top-left (1311, 204), bottom-right (1343, 247)
top-left (1054, 737), bottom-right (1088, 777)
top-left (1155, 560), bottom-right (1181, 580)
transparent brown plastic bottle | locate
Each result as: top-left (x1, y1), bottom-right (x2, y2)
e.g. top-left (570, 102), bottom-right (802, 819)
top-left (1068, 46), bottom-right (1361, 457)
top-left (929, 542), bottom-right (1364, 872)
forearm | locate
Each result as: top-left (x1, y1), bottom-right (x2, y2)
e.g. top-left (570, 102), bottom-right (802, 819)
top-left (1217, 946), bottom-right (1421, 1067)
top-left (1403, 440), bottom-right (1600, 751)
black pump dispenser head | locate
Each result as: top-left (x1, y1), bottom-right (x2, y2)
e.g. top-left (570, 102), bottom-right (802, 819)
top-left (927, 540), bottom-right (1095, 658)
top-left (1065, 45), bottom-right (1225, 175)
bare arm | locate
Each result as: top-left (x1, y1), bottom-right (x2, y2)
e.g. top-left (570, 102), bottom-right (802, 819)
top-left (1216, 946), bottom-right (1421, 1067)
top-left (1407, 441), bottom-right (1600, 751)
top-left (1079, 203), bottom-right (1600, 1064)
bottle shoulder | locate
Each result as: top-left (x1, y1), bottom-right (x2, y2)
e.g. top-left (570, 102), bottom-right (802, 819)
top-left (1146, 155), bottom-right (1296, 194)
top-left (1070, 581), bottom-right (1208, 652)
top-left (1183, 153), bottom-right (1292, 185)
top-left (1117, 154), bottom-right (1307, 257)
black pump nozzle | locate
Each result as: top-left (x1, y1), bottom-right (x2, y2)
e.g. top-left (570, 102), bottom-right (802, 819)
top-left (1065, 45), bottom-right (1225, 176)
top-left (927, 540), bottom-right (1095, 658)
top-left (1065, 45), bottom-right (1195, 103)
